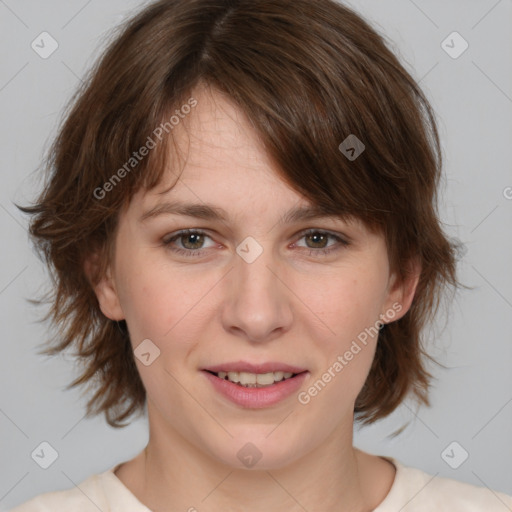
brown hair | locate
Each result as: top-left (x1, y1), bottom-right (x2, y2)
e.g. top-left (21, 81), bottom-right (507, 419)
top-left (17, 0), bottom-right (457, 428)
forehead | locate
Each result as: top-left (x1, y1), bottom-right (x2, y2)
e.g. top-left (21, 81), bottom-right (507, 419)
top-left (125, 86), bottom-right (369, 236)
top-left (136, 87), bottom-right (304, 209)
top-left (175, 86), bottom-right (273, 174)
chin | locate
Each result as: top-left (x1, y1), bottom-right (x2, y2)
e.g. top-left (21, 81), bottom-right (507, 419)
top-left (207, 428), bottom-right (309, 471)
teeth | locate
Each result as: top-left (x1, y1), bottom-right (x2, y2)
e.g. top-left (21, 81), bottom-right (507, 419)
top-left (274, 371), bottom-right (284, 381)
top-left (255, 372), bottom-right (275, 385)
top-left (215, 371), bottom-right (297, 387)
top-left (239, 372), bottom-right (257, 385)
top-left (227, 371), bottom-right (240, 383)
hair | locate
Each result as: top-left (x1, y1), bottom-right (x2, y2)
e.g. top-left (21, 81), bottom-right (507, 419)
top-left (17, 0), bottom-right (458, 428)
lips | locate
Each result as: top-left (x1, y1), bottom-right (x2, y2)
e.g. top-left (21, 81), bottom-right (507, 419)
top-left (203, 361), bottom-right (308, 374)
top-left (202, 368), bottom-right (309, 408)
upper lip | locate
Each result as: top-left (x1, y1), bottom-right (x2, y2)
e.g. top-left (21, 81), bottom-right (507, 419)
top-left (203, 361), bottom-right (308, 374)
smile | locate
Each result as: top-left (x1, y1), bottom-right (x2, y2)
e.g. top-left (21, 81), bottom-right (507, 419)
top-left (202, 368), bottom-right (309, 408)
top-left (209, 370), bottom-right (297, 388)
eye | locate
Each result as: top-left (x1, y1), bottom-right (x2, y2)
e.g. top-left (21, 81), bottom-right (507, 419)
top-left (162, 228), bottom-right (349, 258)
top-left (293, 229), bottom-right (349, 257)
top-left (162, 229), bottom-right (216, 257)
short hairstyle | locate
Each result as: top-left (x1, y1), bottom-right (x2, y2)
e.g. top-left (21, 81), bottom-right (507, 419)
top-left (18, 0), bottom-right (458, 428)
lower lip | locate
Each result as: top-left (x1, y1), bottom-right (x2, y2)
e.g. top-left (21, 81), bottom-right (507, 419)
top-left (202, 371), bottom-right (308, 408)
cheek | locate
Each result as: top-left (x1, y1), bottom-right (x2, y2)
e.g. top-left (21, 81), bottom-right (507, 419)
top-left (114, 259), bottom-right (220, 400)
top-left (115, 247), bottom-right (217, 341)
top-left (307, 266), bottom-right (388, 347)
top-left (296, 262), bottom-right (388, 399)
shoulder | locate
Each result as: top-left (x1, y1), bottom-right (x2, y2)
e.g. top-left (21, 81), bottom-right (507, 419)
top-left (376, 457), bottom-right (512, 512)
top-left (9, 472), bottom-right (113, 512)
top-left (9, 465), bottom-right (150, 512)
top-left (9, 473), bottom-right (107, 512)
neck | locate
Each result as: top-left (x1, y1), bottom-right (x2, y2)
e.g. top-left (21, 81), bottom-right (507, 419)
top-left (116, 404), bottom-right (395, 511)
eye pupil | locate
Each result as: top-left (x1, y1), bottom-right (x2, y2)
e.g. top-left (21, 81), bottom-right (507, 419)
top-left (307, 233), bottom-right (328, 249)
top-left (183, 233), bottom-right (204, 249)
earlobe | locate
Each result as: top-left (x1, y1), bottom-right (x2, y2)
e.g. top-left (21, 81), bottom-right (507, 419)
top-left (84, 254), bottom-right (125, 321)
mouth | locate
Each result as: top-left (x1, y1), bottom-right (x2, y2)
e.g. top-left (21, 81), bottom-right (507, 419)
top-left (204, 369), bottom-right (303, 388)
top-left (201, 362), bottom-right (309, 408)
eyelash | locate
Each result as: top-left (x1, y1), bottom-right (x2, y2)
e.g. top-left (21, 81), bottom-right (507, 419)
top-left (162, 229), bottom-right (349, 258)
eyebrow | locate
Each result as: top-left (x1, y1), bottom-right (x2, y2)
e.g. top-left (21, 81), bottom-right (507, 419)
top-left (138, 200), bottom-right (346, 225)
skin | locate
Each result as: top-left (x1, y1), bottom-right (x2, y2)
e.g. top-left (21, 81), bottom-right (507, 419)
top-left (89, 84), bottom-right (420, 512)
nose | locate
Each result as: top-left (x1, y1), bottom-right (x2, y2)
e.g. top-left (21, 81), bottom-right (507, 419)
top-left (220, 243), bottom-right (294, 344)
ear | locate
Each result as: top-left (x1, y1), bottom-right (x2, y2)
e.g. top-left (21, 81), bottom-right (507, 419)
top-left (381, 257), bottom-right (421, 324)
top-left (84, 251), bottom-right (125, 321)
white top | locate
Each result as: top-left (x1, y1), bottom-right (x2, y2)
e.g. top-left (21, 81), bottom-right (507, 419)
top-left (10, 457), bottom-right (512, 511)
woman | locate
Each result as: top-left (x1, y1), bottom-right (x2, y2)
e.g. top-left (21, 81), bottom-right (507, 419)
top-left (12, 0), bottom-right (512, 510)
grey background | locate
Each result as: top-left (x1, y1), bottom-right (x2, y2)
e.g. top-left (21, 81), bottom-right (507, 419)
top-left (1, 0), bottom-right (511, 509)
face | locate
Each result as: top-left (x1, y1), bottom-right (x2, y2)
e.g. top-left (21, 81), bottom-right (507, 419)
top-left (92, 86), bottom-right (417, 470)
